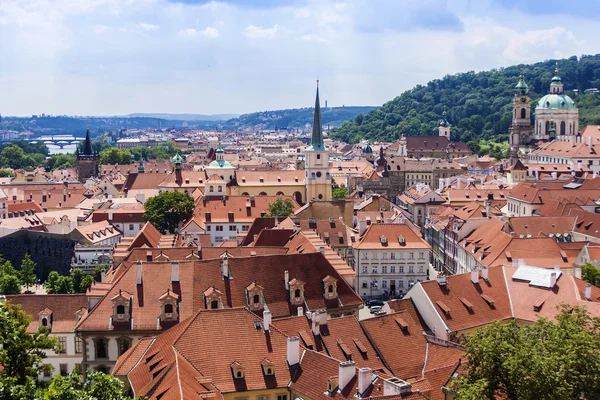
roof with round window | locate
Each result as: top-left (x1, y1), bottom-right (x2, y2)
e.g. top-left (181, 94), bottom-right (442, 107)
top-left (536, 93), bottom-right (577, 110)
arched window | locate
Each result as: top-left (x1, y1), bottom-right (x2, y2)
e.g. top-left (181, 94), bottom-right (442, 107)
top-left (209, 186), bottom-right (214, 193)
top-left (294, 289), bottom-right (301, 298)
top-left (520, 108), bottom-right (526, 119)
top-left (116, 305), bottom-right (125, 315)
top-left (560, 121), bottom-right (566, 136)
top-left (253, 294), bottom-right (260, 304)
top-left (164, 304), bottom-right (173, 314)
top-left (210, 300), bottom-right (219, 309)
top-left (41, 317), bottom-right (48, 327)
top-left (218, 186), bottom-right (222, 192)
top-left (117, 337), bottom-right (132, 356)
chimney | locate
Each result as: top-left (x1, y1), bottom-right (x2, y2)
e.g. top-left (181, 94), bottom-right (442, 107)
top-left (263, 310), bottom-right (272, 333)
top-left (297, 306), bottom-right (304, 317)
top-left (136, 261), bottom-right (143, 285)
top-left (338, 361), bottom-right (356, 391)
top-left (253, 234), bottom-right (258, 243)
top-left (549, 272), bottom-right (557, 288)
top-left (319, 310), bottom-right (328, 326)
top-left (358, 219), bottom-right (367, 236)
top-left (585, 283), bottom-right (592, 300)
top-left (108, 212), bottom-right (113, 221)
top-left (197, 242), bottom-right (202, 259)
top-left (311, 311), bottom-right (320, 336)
top-left (481, 266), bottom-right (489, 281)
top-left (286, 336), bottom-right (300, 366)
top-left (221, 253), bottom-right (229, 279)
top-left (485, 200), bottom-right (491, 219)
top-left (358, 368), bottom-right (373, 397)
top-left (574, 266), bottom-right (582, 279)
top-left (136, 192), bottom-right (145, 203)
top-left (470, 269), bottom-right (479, 284)
top-left (284, 270), bottom-right (289, 290)
top-left (171, 261), bottom-right (180, 283)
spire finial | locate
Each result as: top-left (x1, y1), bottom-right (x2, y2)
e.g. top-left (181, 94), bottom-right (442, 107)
top-left (555, 61), bottom-right (559, 74)
top-left (317, 78), bottom-right (319, 88)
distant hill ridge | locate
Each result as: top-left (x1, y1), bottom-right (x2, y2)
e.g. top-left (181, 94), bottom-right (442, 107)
top-left (331, 54), bottom-right (600, 145)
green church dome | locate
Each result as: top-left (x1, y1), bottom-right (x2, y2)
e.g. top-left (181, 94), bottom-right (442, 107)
top-left (537, 93), bottom-right (576, 110)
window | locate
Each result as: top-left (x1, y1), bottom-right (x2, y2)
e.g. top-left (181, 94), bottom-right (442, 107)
top-left (419, 265), bottom-right (424, 273)
top-left (207, 226), bottom-right (211, 231)
top-left (409, 252), bottom-right (414, 260)
top-left (363, 253), bottom-right (368, 260)
top-left (129, 224), bottom-right (134, 231)
top-left (218, 186), bottom-right (222, 192)
top-left (372, 266), bottom-right (378, 274)
top-left (242, 225), bottom-right (249, 231)
top-left (164, 304), bottom-right (174, 314)
top-left (317, 154), bottom-right (321, 160)
top-left (399, 266), bottom-right (404, 273)
top-left (59, 336), bottom-right (67, 353)
top-left (362, 266), bottom-right (367, 273)
top-left (253, 294), bottom-right (260, 304)
top-left (75, 336), bottom-right (83, 354)
top-left (277, 395), bottom-right (288, 400)
top-left (382, 280), bottom-right (388, 288)
top-left (116, 305), bottom-right (125, 315)
top-left (316, 171), bottom-right (322, 178)
top-left (382, 266), bottom-right (388, 273)
top-left (328, 285), bottom-right (334, 293)
top-left (399, 280), bottom-right (404, 288)
top-left (95, 338), bottom-right (108, 359)
top-left (60, 363), bottom-right (68, 376)
top-left (390, 266), bottom-right (396, 273)
top-left (117, 337), bottom-right (132, 356)
top-left (418, 252), bottom-right (424, 259)
top-left (229, 225), bottom-right (236, 231)
top-left (362, 281), bottom-right (368, 288)
top-left (390, 253), bottom-right (395, 260)
top-left (294, 289), bottom-right (301, 298)
top-left (216, 226), bottom-right (223, 231)
top-left (43, 365), bottom-right (51, 378)
top-left (211, 300), bottom-right (219, 309)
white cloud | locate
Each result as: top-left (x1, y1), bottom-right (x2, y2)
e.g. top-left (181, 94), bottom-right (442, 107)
top-left (242, 24), bottom-right (280, 39)
top-left (300, 34), bottom-right (331, 44)
top-left (179, 26), bottom-right (219, 38)
top-left (139, 22), bottom-right (160, 31)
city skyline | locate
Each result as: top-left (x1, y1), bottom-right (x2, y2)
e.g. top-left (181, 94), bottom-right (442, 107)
top-left (1, 0), bottom-right (600, 116)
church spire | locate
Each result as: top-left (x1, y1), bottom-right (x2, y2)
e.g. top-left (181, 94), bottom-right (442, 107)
top-left (310, 80), bottom-right (325, 151)
top-left (83, 129), bottom-right (93, 156)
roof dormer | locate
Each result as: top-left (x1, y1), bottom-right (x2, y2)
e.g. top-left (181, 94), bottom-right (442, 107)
top-left (323, 275), bottom-right (338, 300)
top-left (231, 361), bottom-right (245, 379)
top-left (203, 286), bottom-right (224, 310)
top-left (246, 282), bottom-right (264, 311)
top-left (38, 308), bottom-right (53, 331)
top-left (288, 278), bottom-right (305, 306)
top-left (111, 289), bottom-right (132, 323)
top-left (159, 289), bottom-right (179, 322)
top-left (261, 358), bottom-right (275, 376)
top-left (155, 251), bottom-right (169, 262)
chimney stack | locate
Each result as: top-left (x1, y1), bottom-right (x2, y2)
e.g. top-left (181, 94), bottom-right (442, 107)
top-left (286, 336), bottom-right (300, 366)
top-left (470, 269), bottom-right (479, 284)
top-left (585, 283), bottom-right (592, 300)
top-left (358, 368), bottom-right (373, 397)
top-left (197, 242), bottom-right (202, 259)
top-left (221, 253), bottom-right (229, 279)
top-left (311, 311), bottom-right (320, 336)
top-left (297, 306), bottom-right (304, 317)
top-left (136, 261), bottom-right (143, 285)
top-left (338, 361), bottom-right (356, 391)
top-left (481, 266), bottom-right (489, 281)
top-left (358, 219), bottom-right (367, 237)
top-left (263, 310), bottom-right (272, 333)
top-left (171, 261), bottom-right (180, 283)
top-left (284, 270), bottom-right (289, 290)
top-left (549, 272), bottom-right (557, 288)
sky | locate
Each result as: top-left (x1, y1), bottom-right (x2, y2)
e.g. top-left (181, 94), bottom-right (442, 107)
top-left (1, 0), bottom-right (600, 116)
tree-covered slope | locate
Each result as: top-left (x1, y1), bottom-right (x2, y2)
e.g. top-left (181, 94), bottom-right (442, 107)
top-left (331, 54), bottom-right (600, 144)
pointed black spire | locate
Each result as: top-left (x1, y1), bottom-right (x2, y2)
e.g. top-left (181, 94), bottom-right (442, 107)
top-left (310, 80), bottom-right (324, 150)
top-left (83, 129), bottom-right (93, 156)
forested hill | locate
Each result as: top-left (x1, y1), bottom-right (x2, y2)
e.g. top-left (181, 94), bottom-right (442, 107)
top-left (331, 54), bottom-right (600, 145)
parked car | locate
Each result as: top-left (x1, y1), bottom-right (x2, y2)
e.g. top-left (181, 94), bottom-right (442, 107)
top-left (366, 299), bottom-right (384, 308)
top-left (369, 305), bottom-right (382, 314)
top-left (374, 309), bottom-right (387, 316)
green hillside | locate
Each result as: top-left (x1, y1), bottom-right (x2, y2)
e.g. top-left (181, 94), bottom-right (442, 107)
top-left (331, 54), bottom-right (600, 146)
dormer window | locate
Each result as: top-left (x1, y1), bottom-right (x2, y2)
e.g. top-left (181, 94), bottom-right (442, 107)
top-left (203, 286), bottom-right (224, 310)
top-left (111, 290), bottom-right (132, 323)
top-left (288, 278), bottom-right (305, 306)
top-left (38, 308), bottom-right (53, 330)
top-left (231, 361), bottom-right (245, 379)
top-left (159, 289), bottom-right (179, 322)
top-left (246, 282), bottom-right (264, 311)
top-left (261, 358), bottom-right (275, 376)
top-left (327, 377), bottom-right (339, 394)
top-left (322, 276), bottom-right (338, 300)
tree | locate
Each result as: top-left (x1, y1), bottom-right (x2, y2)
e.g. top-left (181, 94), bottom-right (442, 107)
top-left (79, 275), bottom-right (94, 293)
top-left (43, 370), bottom-right (134, 400)
top-left (0, 300), bottom-right (59, 390)
top-left (0, 258), bottom-right (22, 295)
top-left (582, 263), bottom-right (600, 286)
top-left (71, 268), bottom-right (84, 293)
top-left (46, 154), bottom-right (77, 171)
top-left (0, 145), bottom-right (35, 169)
top-left (332, 182), bottom-right (348, 200)
top-left (19, 254), bottom-right (37, 292)
top-left (266, 198), bottom-right (295, 218)
top-left (45, 271), bottom-right (73, 294)
top-left (0, 169), bottom-right (15, 177)
top-left (99, 147), bottom-right (131, 165)
top-left (143, 191), bottom-right (195, 234)
top-left (451, 306), bottom-right (600, 400)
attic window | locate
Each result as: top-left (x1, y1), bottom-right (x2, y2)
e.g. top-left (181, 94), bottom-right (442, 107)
top-left (380, 235), bottom-right (388, 245)
top-left (353, 338), bottom-right (368, 354)
top-left (337, 339), bottom-right (352, 359)
top-left (533, 298), bottom-right (545, 312)
top-left (231, 362), bottom-right (245, 379)
top-left (298, 329), bottom-right (315, 348)
top-left (41, 317), bottom-right (48, 326)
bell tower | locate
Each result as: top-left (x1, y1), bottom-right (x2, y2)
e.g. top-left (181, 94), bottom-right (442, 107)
top-left (305, 81), bottom-right (332, 202)
top-left (509, 71), bottom-right (532, 165)
top-left (439, 107), bottom-right (450, 139)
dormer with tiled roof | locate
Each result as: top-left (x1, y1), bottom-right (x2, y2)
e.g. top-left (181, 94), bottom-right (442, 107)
top-left (38, 307), bottom-right (53, 331)
top-left (203, 286), bottom-right (224, 310)
top-left (323, 275), bottom-right (338, 300)
top-left (111, 289), bottom-right (132, 325)
top-left (289, 278), bottom-right (306, 306)
top-left (158, 289), bottom-right (179, 323)
top-left (246, 282), bottom-right (265, 311)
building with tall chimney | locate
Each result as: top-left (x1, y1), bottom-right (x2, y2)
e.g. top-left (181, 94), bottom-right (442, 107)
top-left (304, 81), bottom-right (332, 202)
top-left (76, 129), bottom-right (99, 183)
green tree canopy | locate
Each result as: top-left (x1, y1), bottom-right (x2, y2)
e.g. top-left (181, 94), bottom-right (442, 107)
top-left (99, 147), bottom-right (132, 165)
top-left (0, 258), bottom-right (22, 295)
top-left (46, 154), bottom-right (77, 171)
top-left (0, 145), bottom-right (36, 170)
top-left (19, 254), bottom-right (37, 292)
top-left (143, 191), bottom-right (195, 234)
top-left (266, 198), bottom-right (295, 218)
top-left (582, 263), bottom-right (600, 286)
top-left (451, 306), bottom-right (600, 400)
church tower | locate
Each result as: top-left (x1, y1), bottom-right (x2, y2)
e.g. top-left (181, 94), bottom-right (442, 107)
top-left (509, 72), bottom-right (532, 165)
top-left (77, 129), bottom-right (99, 183)
top-left (305, 82), bottom-right (332, 202)
top-left (439, 108), bottom-right (450, 139)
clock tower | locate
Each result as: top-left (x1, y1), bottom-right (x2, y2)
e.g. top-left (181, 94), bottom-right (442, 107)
top-left (305, 81), bottom-right (332, 202)
top-left (509, 72), bottom-right (532, 165)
